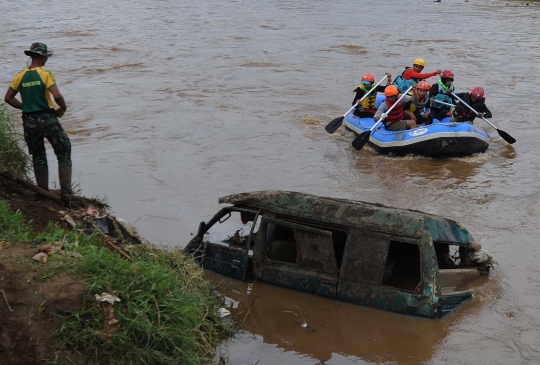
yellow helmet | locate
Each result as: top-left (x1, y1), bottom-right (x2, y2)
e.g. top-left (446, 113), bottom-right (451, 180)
top-left (413, 58), bottom-right (425, 67)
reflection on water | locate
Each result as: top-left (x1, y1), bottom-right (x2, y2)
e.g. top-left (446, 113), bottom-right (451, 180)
top-left (2, 0), bottom-right (540, 364)
top-left (210, 272), bottom-right (457, 365)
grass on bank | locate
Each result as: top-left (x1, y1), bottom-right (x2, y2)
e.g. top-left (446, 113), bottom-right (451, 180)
top-left (0, 102), bottom-right (30, 177)
top-left (0, 101), bottom-right (236, 363)
top-left (0, 203), bottom-right (235, 364)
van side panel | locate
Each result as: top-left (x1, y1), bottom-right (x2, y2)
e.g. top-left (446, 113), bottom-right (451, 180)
top-left (336, 229), bottom-right (434, 317)
top-left (253, 219), bottom-right (339, 299)
top-left (185, 239), bottom-right (249, 281)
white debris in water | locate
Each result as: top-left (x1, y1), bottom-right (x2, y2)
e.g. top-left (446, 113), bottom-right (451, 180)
top-left (471, 249), bottom-right (491, 264)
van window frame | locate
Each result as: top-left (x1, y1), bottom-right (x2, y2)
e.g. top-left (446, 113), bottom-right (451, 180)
top-left (262, 217), bottom-right (340, 276)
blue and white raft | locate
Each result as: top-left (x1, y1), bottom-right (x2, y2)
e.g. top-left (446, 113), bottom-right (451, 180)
top-left (344, 96), bottom-right (490, 158)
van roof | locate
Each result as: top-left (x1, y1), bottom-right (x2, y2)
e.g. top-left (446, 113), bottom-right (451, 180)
top-left (219, 191), bottom-right (475, 246)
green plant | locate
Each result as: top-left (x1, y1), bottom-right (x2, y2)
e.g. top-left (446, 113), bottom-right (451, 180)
top-left (0, 197), bottom-right (235, 364)
top-left (0, 201), bottom-right (33, 242)
top-left (0, 103), bottom-right (29, 177)
top-left (58, 245), bottom-right (236, 364)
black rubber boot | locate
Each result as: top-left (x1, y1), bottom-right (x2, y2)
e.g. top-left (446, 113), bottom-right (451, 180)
top-left (34, 168), bottom-right (49, 191)
top-left (58, 164), bottom-right (73, 204)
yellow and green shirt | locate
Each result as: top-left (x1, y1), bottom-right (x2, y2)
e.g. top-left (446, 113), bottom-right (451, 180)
top-left (9, 67), bottom-right (57, 113)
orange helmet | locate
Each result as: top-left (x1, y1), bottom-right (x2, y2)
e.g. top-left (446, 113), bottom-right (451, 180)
top-left (361, 73), bottom-right (375, 83)
top-left (417, 81), bottom-right (430, 90)
top-left (384, 85), bottom-right (399, 97)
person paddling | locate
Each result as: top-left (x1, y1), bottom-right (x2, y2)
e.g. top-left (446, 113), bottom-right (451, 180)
top-left (450, 87), bottom-right (492, 124)
top-left (352, 72), bottom-right (392, 117)
top-left (430, 70), bottom-right (455, 121)
top-left (393, 58), bottom-right (442, 93)
top-left (4, 43), bottom-right (73, 204)
top-left (374, 85), bottom-right (417, 131)
top-left (404, 81), bottom-right (433, 125)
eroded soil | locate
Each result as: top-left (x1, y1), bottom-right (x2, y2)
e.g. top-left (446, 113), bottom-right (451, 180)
top-left (0, 182), bottom-right (87, 364)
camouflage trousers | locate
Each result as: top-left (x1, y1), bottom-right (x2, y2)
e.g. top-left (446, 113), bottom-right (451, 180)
top-left (22, 112), bottom-right (72, 171)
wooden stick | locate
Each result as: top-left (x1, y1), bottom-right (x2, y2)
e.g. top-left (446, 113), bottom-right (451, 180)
top-left (0, 168), bottom-right (109, 209)
top-left (0, 168), bottom-right (63, 203)
top-left (0, 290), bottom-right (14, 312)
top-left (101, 235), bottom-right (132, 261)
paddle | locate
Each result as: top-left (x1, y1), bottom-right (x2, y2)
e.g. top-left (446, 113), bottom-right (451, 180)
top-left (451, 92), bottom-right (516, 144)
top-left (351, 85), bottom-right (413, 151)
top-left (434, 100), bottom-right (455, 108)
top-left (325, 75), bottom-right (389, 134)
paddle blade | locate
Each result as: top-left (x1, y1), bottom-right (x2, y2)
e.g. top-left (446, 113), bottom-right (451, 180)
top-left (351, 131), bottom-right (371, 150)
top-left (496, 129), bottom-right (516, 144)
top-left (325, 116), bottom-right (344, 134)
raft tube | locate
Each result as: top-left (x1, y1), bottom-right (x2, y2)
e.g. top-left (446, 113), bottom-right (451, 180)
top-left (344, 94), bottom-right (490, 158)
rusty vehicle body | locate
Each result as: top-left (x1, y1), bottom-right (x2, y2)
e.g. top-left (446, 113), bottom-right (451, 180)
top-left (184, 191), bottom-right (493, 318)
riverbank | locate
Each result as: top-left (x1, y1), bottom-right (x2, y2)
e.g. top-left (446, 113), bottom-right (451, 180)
top-left (0, 105), bottom-right (235, 364)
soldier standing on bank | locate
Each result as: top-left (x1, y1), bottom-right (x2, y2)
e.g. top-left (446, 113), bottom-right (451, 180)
top-left (4, 42), bottom-right (73, 204)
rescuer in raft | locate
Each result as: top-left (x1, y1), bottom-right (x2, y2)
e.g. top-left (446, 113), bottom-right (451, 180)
top-left (403, 80), bottom-right (433, 125)
top-left (374, 85), bottom-right (417, 131)
top-left (430, 70), bottom-right (455, 121)
top-left (450, 86), bottom-right (492, 124)
top-left (393, 58), bottom-right (442, 93)
top-left (352, 72), bottom-right (392, 118)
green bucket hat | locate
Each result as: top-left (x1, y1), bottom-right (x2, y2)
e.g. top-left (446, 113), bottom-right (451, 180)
top-left (24, 42), bottom-right (53, 57)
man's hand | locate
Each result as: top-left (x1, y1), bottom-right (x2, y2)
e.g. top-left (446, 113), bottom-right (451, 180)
top-left (55, 108), bottom-right (65, 118)
top-left (477, 112), bottom-right (484, 118)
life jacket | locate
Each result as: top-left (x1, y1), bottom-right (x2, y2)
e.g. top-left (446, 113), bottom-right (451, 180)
top-left (383, 98), bottom-right (404, 124)
top-left (432, 80), bottom-right (454, 109)
top-left (452, 93), bottom-right (486, 121)
top-left (354, 84), bottom-right (377, 111)
top-left (406, 93), bottom-right (430, 117)
top-left (392, 68), bottom-right (419, 93)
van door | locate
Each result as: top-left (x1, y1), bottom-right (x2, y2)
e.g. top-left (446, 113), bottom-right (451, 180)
top-left (184, 207), bottom-right (260, 281)
top-left (253, 217), bottom-right (339, 299)
top-left (337, 228), bottom-right (431, 317)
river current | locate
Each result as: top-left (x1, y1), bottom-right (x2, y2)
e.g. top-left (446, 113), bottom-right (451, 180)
top-left (1, 0), bottom-right (539, 364)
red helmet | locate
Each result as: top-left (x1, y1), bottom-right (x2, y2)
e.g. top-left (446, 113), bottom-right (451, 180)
top-left (442, 70), bottom-right (454, 79)
top-left (471, 86), bottom-right (484, 99)
top-left (417, 81), bottom-right (430, 90)
top-left (361, 73), bottom-right (375, 83)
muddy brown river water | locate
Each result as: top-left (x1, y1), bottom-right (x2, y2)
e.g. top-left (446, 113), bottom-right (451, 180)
top-left (2, 0), bottom-right (540, 363)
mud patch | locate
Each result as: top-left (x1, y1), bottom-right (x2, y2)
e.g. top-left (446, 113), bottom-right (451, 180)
top-left (0, 242), bottom-right (87, 364)
top-left (1, 183), bottom-right (71, 233)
